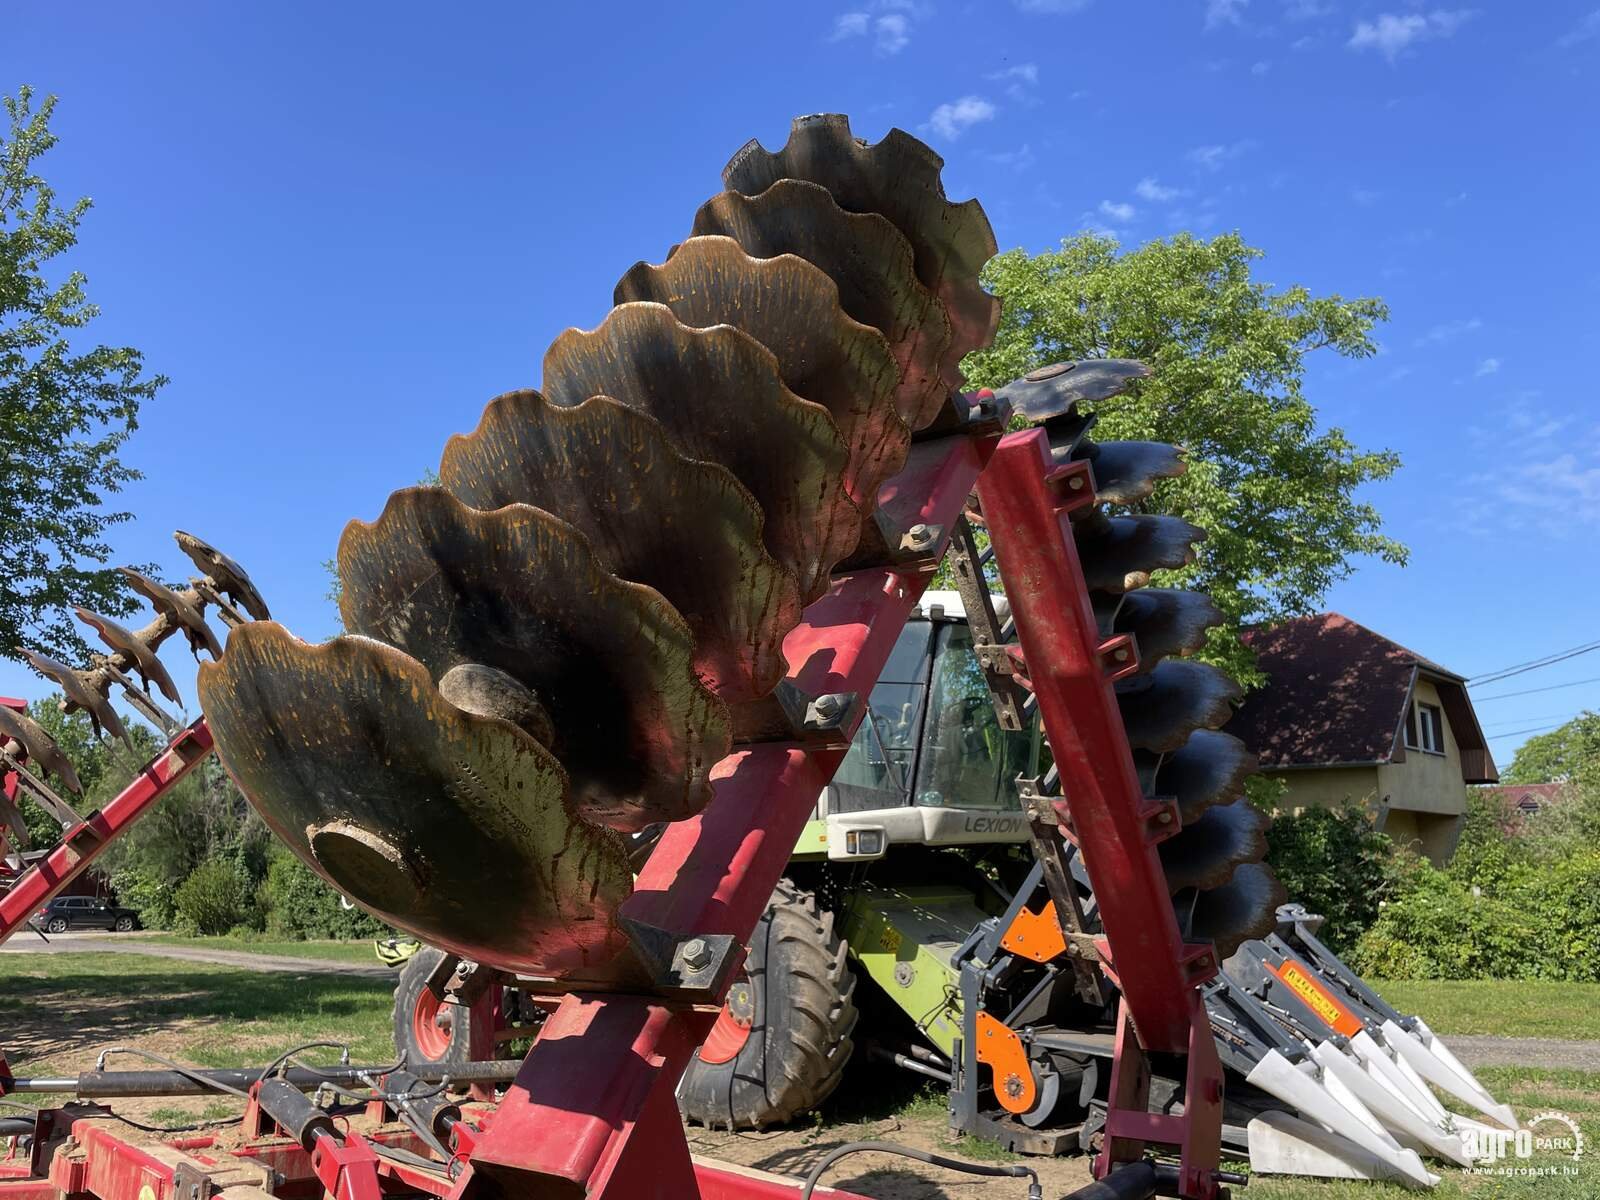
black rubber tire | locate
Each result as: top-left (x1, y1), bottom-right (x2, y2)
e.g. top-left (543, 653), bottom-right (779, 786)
top-left (114, 916), bottom-right (135, 932)
top-left (45, 918), bottom-right (68, 934)
top-left (679, 878), bottom-right (857, 1129)
top-left (392, 946), bottom-right (472, 1067)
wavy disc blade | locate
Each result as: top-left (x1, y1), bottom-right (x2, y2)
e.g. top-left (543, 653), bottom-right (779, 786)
top-left (1142, 729), bottom-right (1258, 826)
top-left (542, 303), bottom-right (859, 600)
top-left (338, 489), bottom-right (729, 830)
top-left (723, 114), bottom-right (999, 379)
top-left (690, 181), bottom-right (953, 431)
top-left (1185, 862), bottom-right (1289, 960)
top-left (1082, 441), bottom-right (1187, 507)
top-left (615, 236), bottom-right (908, 508)
top-left (0, 704), bottom-right (83, 794)
top-left (17, 648), bottom-right (130, 748)
top-left (75, 606), bottom-right (183, 704)
top-left (1116, 659), bottom-right (1243, 754)
top-left (198, 623), bottom-right (632, 977)
top-left (439, 390), bottom-right (800, 702)
top-left (1159, 799), bottom-right (1271, 893)
top-left (1093, 588), bottom-right (1223, 672)
top-left (1074, 512), bottom-right (1205, 594)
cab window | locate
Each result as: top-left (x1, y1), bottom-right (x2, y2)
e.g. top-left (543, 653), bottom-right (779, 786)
top-left (913, 623), bottom-right (1033, 810)
top-left (832, 621), bottom-right (935, 812)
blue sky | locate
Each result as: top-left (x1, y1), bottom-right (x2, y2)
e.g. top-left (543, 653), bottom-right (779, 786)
top-left (3, 2), bottom-right (1597, 768)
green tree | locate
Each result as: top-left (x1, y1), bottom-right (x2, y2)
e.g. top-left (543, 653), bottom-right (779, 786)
top-left (963, 233), bottom-right (1405, 682)
top-left (1, 86), bottom-right (165, 662)
top-left (1500, 711), bottom-right (1600, 784)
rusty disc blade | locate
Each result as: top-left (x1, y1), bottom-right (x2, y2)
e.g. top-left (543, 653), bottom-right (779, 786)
top-left (1074, 512), bottom-right (1205, 594)
top-left (16, 648), bottom-right (131, 749)
top-left (74, 606), bottom-right (183, 705)
top-left (0, 704), bottom-right (83, 795)
top-left (542, 302), bottom-right (860, 601)
top-left (198, 622), bottom-right (632, 978)
top-left (337, 489), bottom-right (730, 830)
top-left (120, 569), bottom-right (222, 660)
top-left (1116, 659), bottom-right (1243, 755)
top-left (1184, 862), bottom-right (1289, 960)
top-left (723, 114), bottom-right (999, 382)
top-left (175, 531), bottom-right (271, 620)
top-left (439, 390), bottom-right (800, 702)
top-left (1082, 441), bottom-right (1187, 507)
top-left (615, 236), bottom-right (909, 509)
top-left (1094, 588), bottom-right (1224, 673)
top-left (997, 359), bottom-right (1153, 423)
top-left (1159, 799), bottom-right (1271, 893)
top-left (690, 181), bottom-right (953, 431)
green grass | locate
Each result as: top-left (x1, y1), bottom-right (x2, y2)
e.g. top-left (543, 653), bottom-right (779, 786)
top-left (1372, 979), bottom-right (1600, 1040)
top-left (139, 935), bottom-right (381, 966)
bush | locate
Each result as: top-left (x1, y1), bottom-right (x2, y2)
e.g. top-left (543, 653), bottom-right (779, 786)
top-left (1265, 802), bottom-right (1408, 953)
top-left (262, 848), bottom-right (387, 940)
top-left (109, 865), bottom-right (176, 931)
top-left (173, 859), bottom-right (259, 936)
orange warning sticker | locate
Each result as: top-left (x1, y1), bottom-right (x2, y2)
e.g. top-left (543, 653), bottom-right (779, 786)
top-left (1269, 959), bottom-right (1365, 1038)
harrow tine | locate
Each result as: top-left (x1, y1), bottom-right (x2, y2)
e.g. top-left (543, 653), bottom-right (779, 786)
top-left (336, 489), bottom-right (730, 831)
top-left (0, 703), bottom-right (83, 795)
top-left (440, 391), bottom-right (801, 702)
top-left (74, 606), bottom-right (183, 706)
top-left (1158, 799), bottom-right (1271, 893)
top-left (197, 623), bottom-right (633, 976)
top-left (724, 114), bottom-right (999, 386)
top-left (615, 235), bottom-right (909, 509)
top-left (119, 569), bottom-right (223, 660)
top-left (542, 302), bottom-right (860, 600)
top-left (1117, 659), bottom-right (1243, 754)
top-left (17, 647), bottom-right (133, 750)
top-left (691, 180), bottom-right (953, 432)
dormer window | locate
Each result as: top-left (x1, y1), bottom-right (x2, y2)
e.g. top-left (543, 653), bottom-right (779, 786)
top-left (1405, 701), bottom-right (1444, 755)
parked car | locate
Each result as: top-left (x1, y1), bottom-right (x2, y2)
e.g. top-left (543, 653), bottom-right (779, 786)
top-left (32, 896), bottom-right (140, 934)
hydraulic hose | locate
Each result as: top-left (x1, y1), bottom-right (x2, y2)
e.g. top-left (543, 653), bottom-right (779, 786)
top-left (799, 1140), bottom-right (1042, 1199)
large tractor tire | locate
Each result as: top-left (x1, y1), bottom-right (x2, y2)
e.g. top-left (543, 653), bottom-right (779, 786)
top-left (392, 946), bottom-right (473, 1067)
top-left (679, 879), bottom-right (857, 1129)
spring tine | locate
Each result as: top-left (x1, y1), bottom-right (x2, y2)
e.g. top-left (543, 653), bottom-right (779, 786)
top-left (542, 303), bottom-right (860, 601)
top-left (615, 236), bottom-right (909, 509)
top-left (1116, 659), bottom-right (1243, 754)
top-left (691, 180), bottom-right (953, 431)
top-left (1158, 800), bottom-right (1271, 893)
top-left (174, 532), bottom-right (271, 621)
top-left (119, 570), bottom-right (223, 660)
top-left (198, 623), bottom-right (634, 977)
top-left (337, 489), bottom-right (730, 831)
top-left (440, 391), bottom-right (800, 702)
top-left (0, 703), bottom-right (83, 795)
top-left (74, 606), bottom-right (183, 706)
top-left (16, 648), bottom-right (132, 750)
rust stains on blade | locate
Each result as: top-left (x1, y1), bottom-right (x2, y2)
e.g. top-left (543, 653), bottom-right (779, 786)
top-left (1093, 589), bottom-right (1224, 673)
top-left (615, 236), bottom-right (909, 510)
top-left (542, 303), bottom-right (860, 601)
top-left (1081, 441), bottom-right (1187, 507)
top-left (1073, 512), bottom-right (1205, 594)
top-left (1185, 862), bottom-right (1289, 960)
top-left (691, 182), bottom-right (953, 431)
top-left (440, 391), bottom-right (801, 703)
top-left (337, 489), bottom-right (730, 830)
top-left (724, 114), bottom-right (1000, 382)
top-left (16, 648), bottom-right (131, 749)
top-left (1158, 799), bottom-right (1270, 893)
top-left (174, 531), bottom-right (271, 620)
top-left (998, 359), bottom-right (1153, 423)
top-left (1115, 659), bottom-right (1243, 754)
top-left (74, 606), bottom-right (183, 704)
top-left (197, 623), bottom-right (632, 978)
top-left (0, 703), bottom-right (83, 794)
top-left (119, 568), bottom-right (223, 659)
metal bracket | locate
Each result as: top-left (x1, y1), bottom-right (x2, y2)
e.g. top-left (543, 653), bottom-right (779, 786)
top-left (617, 919), bottom-right (741, 1001)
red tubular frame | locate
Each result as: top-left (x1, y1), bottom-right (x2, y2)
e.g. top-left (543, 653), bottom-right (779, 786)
top-left (977, 429), bottom-right (1223, 1199)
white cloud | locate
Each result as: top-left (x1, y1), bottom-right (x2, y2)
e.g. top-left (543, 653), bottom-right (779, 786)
top-left (987, 63), bottom-right (1041, 100)
top-left (1134, 176), bottom-right (1185, 202)
top-left (1282, 0), bottom-right (1331, 18)
top-left (925, 96), bottom-right (998, 140)
top-left (1014, 0), bottom-right (1092, 11)
top-left (1414, 316), bottom-right (1483, 346)
top-left (1475, 357), bottom-right (1501, 377)
top-left (830, 12), bottom-right (870, 40)
top-left (1205, 0), bottom-right (1249, 29)
top-left (1187, 139), bottom-right (1256, 171)
top-left (874, 13), bottom-right (910, 52)
top-left (984, 144), bottom-right (1037, 171)
top-left (1348, 10), bottom-right (1477, 62)
top-left (1290, 34), bottom-right (1317, 49)
top-left (1099, 199), bottom-right (1137, 221)
top-left (1251, 59), bottom-right (1271, 74)
top-left (829, 4), bottom-right (918, 54)
top-left (1557, 9), bottom-right (1600, 48)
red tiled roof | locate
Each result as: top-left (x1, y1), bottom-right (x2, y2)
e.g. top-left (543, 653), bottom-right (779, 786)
top-left (1478, 782), bottom-right (1572, 808)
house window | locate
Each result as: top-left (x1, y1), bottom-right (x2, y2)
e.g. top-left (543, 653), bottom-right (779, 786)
top-left (1405, 701), bottom-right (1445, 755)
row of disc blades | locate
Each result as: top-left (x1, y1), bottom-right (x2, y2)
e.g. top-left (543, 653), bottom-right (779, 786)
top-left (198, 115), bottom-right (1004, 978)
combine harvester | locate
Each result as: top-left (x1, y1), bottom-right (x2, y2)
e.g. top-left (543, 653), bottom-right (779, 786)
top-left (0, 115), bottom-right (1511, 1199)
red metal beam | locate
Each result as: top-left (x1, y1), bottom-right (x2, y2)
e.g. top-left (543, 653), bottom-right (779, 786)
top-left (0, 720), bottom-right (214, 947)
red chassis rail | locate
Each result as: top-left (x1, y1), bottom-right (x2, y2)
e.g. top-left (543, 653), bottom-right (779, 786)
top-left (0, 720), bottom-right (214, 948)
top-left (0, 423), bottom-right (1228, 1200)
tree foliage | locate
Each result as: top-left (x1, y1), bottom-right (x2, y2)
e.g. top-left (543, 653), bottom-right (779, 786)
top-left (1263, 802), bottom-right (1411, 953)
top-left (1500, 711), bottom-right (1600, 784)
top-left (1, 86), bottom-right (165, 662)
top-left (962, 233), bottom-right (1406, 682)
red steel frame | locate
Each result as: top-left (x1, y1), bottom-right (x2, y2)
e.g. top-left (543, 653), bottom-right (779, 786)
top-left (0, 421), bottom-right (1228, 1200)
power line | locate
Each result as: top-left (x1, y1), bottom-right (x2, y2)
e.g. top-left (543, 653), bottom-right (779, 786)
top-left (1482, 711), bottom-right (1587, 730)
top-left (1485, 722), bottom-right (1567, 741)
top-left (1472, 675), bottom-right (1600, 703)
top-left (1469, 640), bottom-right (1600, 686)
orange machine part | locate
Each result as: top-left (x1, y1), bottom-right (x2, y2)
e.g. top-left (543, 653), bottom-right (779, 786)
top-left (1267, 958), bottom-right (1365, 1038)
top-left (999, 901), bottom-right (1067, 964)
top-left (975, 1011), bottom-right (1037, 1115)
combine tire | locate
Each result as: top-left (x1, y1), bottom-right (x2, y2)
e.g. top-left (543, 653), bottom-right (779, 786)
top-left (679, 879), bottom-right (857, 1129)
top-left (392, 946), bottom-right (471, 1067)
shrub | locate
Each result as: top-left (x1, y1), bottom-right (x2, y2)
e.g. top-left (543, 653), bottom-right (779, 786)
top-left (262, 848), bottom-right (387, 940)
top-left (173, 859), bottom-right (258, 935)
top-left (109, 865), bottom-right (176, 931)
top-left (1264, 802), bottom-right (1407, 953)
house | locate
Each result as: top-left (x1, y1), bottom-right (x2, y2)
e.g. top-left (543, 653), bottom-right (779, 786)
top-left (1476, 782), bottom-right (1572, 815)
top-left (1228, 613), bottom-right (1498, 864)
